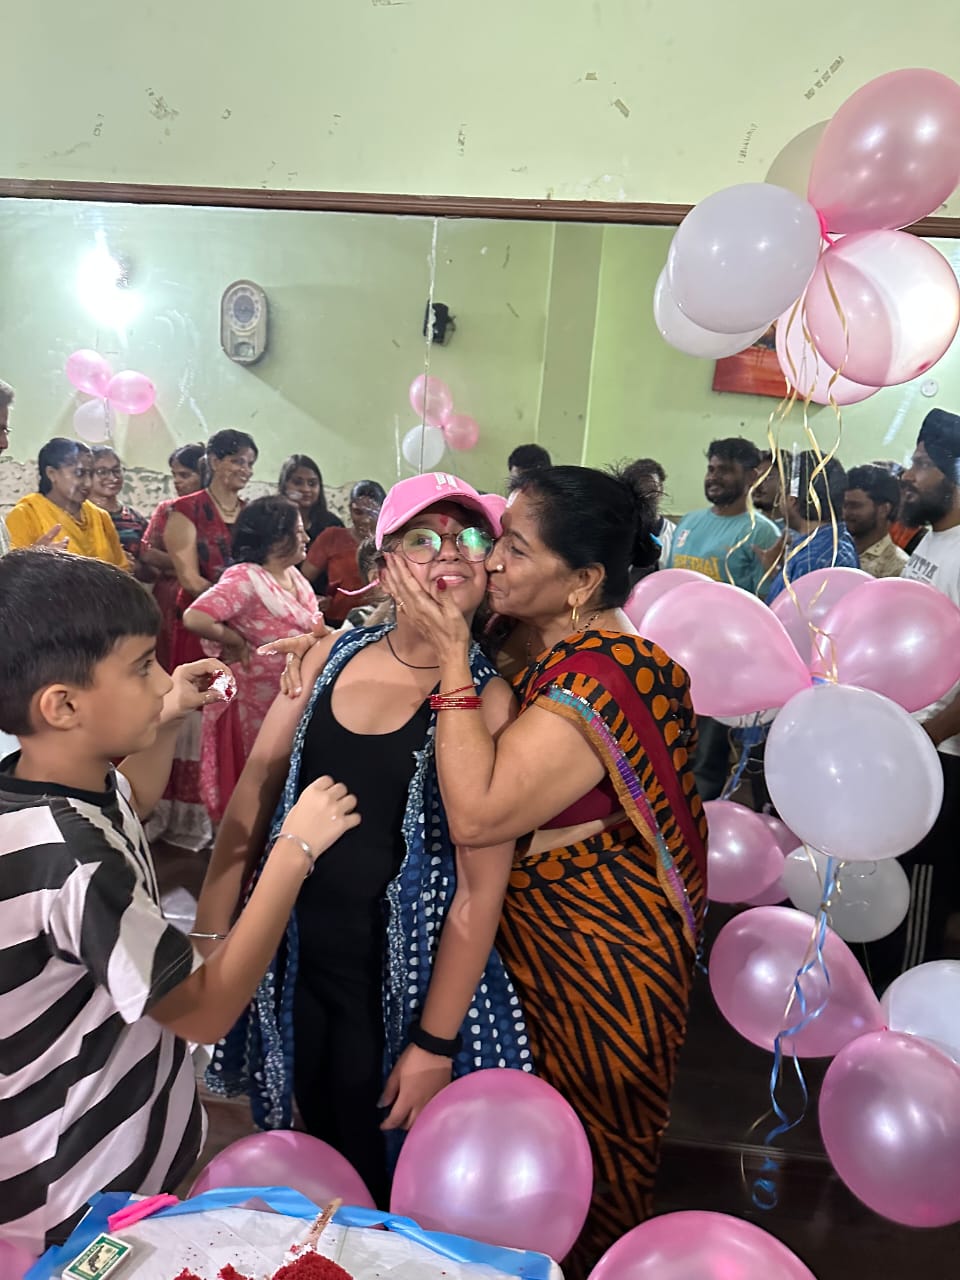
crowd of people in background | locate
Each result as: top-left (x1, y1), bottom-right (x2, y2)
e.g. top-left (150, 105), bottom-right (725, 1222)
top-left (3, 366), bottom-right (960, 1274)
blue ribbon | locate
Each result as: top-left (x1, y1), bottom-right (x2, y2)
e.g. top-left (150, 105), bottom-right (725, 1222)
top-left (27, 1188), bottom-right (554, 1280)
top-left (720, 715), bottom-right (768, 802)
top-left (752, 856), bottom-right (838, 1210)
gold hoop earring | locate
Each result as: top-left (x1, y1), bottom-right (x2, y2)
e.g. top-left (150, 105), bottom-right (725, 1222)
top-left (571, 603), bottom-right (580, 630)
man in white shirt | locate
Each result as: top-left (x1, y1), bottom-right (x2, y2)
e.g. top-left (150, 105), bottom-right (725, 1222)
top-left (865, 409), bottom-right (960, 991)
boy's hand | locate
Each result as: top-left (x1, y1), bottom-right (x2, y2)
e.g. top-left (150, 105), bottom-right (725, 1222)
top-left (161, 659), bottom-right (237, 725)
top-left (280, 775), bottom-right (360, 862)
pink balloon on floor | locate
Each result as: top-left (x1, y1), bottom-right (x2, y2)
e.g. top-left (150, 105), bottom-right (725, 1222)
top-left (624, 568), bottom-right (709, 631)
top-left (709, 905), bottom-right (884, 1057)
top-left (808, 68), bottom-right (960, 234)
top-left (65, 348), bottom-right (112, 397)
top-left (820, 1030), bottom-right (960, 1227)
top-left (641, 580), bottom-right (811, 717)
top-left (391, 1068), bottom-right (592, 1261)
top-left (106, 370), bottom-right (156, 414)
top-left (443, 412), bottom-right (480, 451)
top-left (0, 1239), bottom-right (37, 1278)
top-left (803, 231), bottom-right (960, 387)
top-left (768, 565), bottom-right (871, 658)
top-left (775, 300), bottom-right (878, 405)
top-left (188, 1130), bottom-right (375, 1208)
top-left (813, 576), bottom-right (960, 712)
top-left (702, 799), bottom-right (784, 903)
top-left (588, 1209), bottom-right (816, 1280)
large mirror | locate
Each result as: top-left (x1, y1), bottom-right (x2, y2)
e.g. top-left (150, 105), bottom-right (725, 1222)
top-left (4, 196), bottom-right (960, 528)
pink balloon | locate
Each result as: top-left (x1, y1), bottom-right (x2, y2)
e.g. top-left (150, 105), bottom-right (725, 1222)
top-left (641, 580), bottom-right (812, 717)
top-left (775, 300), bottom-right (878, 405)
top-left (106, 370), bottom-right (156, 415)
top-left (624, 568), bottom-right (709, 631)
top-left (808, 69), bottom-right (960, 234)
top-left (820, 1031), bottom-right (960, 1227)
top-left (804, 231), bottom-right (960, 387)
top-left (443, 412), bottom-right (480, 451)
top-left (65, 348), bottom-right (112, 397)
top-left (814, 576), bottom-right (960, 712)
top-left (702, 799), bottom-right (784, 904)
top-left (588, 1210), bottom-right (816, 1280)
top-left (188, 1130), bottom-right (375, 1208)
top-left (769, 565), bottom-right (872, 658)
top-left (743, 813), bottom-right (799, 904)
top-left (709, 905), bottom-right (884, 1057)
top-left (0, 1239), bottom-right (37, 1278)
top-left (391, 1068), bottom-right (592, 1260)
top-left (409, 374), bottom-right (453, 428)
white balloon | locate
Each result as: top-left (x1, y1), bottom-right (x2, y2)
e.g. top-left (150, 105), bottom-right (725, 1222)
top-left (781, 847), bottom-right (910, 943)
top-left (401, 423), bottom-right (446, 471)
top-left (882, 961), bottom-right (960, 1064)
top-left (667, 183), bottom-right (822, 333)
top-left (765, 684), bottom-right (943, 862)
top-left (652, 269), bottom-right (768, 358)
top-left (73, 398), bottom-right (115, 443)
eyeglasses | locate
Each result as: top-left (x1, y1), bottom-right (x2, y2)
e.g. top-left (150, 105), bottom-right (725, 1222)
top-left (399, 526), bottom-right (493, 564)
top-left (94, 466), bottom-right (123, 479)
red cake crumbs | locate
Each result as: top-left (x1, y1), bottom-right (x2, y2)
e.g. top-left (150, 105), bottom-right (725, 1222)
top-left (271, 1255), bottom-right (354, 1280)
top-left (172, 1271), bottom-right (202, 1280)
top-left (218, 1268), bottom-right (253, 1280)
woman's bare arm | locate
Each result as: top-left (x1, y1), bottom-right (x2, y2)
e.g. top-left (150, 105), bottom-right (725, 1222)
top-left (164, 510), bottom-right (210, 597)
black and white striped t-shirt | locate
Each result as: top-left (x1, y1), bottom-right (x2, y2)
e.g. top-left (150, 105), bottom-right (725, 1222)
top-left (0, 758), bottom-right (204, 1253)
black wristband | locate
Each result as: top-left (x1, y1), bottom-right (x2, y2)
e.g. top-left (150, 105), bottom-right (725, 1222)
top-left (408, 1019), bottom-right (462, 1058)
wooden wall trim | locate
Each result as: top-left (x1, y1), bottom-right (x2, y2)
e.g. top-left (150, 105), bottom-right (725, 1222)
top-left (0, 178), bottom-right (957, 237)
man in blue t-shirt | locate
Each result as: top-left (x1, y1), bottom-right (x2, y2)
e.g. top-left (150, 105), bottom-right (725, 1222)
top-left (765, 452), bottom-right (858, 603)
top-left (667, 438), bottom-right (780, 799)
top-left (668, 438), bottom-right (781, 593)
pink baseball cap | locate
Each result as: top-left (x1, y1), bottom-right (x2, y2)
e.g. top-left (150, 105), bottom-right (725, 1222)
top-left (375, 472), bottom-right (504, 548)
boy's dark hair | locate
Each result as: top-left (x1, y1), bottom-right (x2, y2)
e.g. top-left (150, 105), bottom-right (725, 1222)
top-left (792, 452), bottom-right (848, 523)
top-left (623, 457), bottom-right (667, 487)
top-left (37, 438), bottom-right (91, 495)
top-left (0, 551), bottom-right (160, 736)
top-left (351, 479), bottom-right (387, 506)
top-left (846, 464), bottom-right (901, 519)
top-left (231, 495), bottom-right (301, 565)
top-left (707, 437), bottom-right (763, 471)
top-left (508, 443), bottom-right (552, 473)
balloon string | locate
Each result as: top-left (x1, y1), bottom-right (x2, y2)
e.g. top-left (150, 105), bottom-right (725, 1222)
top-left (720, 715), bottom-right (766, 802)
top-left (751, 855), bottom-right (839, 1210)
top-left (417, 217), bottom-right (441, 474)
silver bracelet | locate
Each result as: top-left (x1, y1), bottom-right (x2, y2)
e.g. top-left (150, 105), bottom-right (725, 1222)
top-left (274, 830), bottom-right (316, 875)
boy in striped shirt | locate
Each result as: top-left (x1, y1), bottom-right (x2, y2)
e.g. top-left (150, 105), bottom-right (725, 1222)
top-left (0, 550), bottom-right (359, 1256)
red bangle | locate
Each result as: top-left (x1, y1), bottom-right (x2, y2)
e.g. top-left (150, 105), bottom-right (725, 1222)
top-left (430, 694), bottom-right (483, 710)
top-left (439, 684), bottom-right (475, 697)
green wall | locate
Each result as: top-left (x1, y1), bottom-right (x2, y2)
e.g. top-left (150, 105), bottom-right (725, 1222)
top-left (0, 201), bottom-right (557, 493)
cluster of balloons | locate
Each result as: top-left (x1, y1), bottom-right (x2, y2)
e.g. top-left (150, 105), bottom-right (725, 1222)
top-left (402, 375), bottom-right (480, 470)
top-left (186, 1068), bottom-right (821, 1279)
top-left (629, 558), bottom-right (960, 1227)
top-left (190, 1068), bottom-right (592, 1264)
top-left (66, 349), bottom-right (157, 443)
top-left (656, 68), bottom-right (960, 403)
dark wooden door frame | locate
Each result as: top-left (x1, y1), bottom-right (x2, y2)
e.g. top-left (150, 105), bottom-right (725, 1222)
top-left (1, 178), bottom-right (958, 237)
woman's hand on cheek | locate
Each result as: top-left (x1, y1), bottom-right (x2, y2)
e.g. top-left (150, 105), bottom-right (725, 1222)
top-left (382, 553), bottom-right (471, 654)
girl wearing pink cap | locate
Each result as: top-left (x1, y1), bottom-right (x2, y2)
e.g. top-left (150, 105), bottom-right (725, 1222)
top-left (194, 473), bottom-right (532, 1206)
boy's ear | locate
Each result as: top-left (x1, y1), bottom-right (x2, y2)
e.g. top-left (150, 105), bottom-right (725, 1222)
top-left (33, 684), bottom-right (83, 732)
